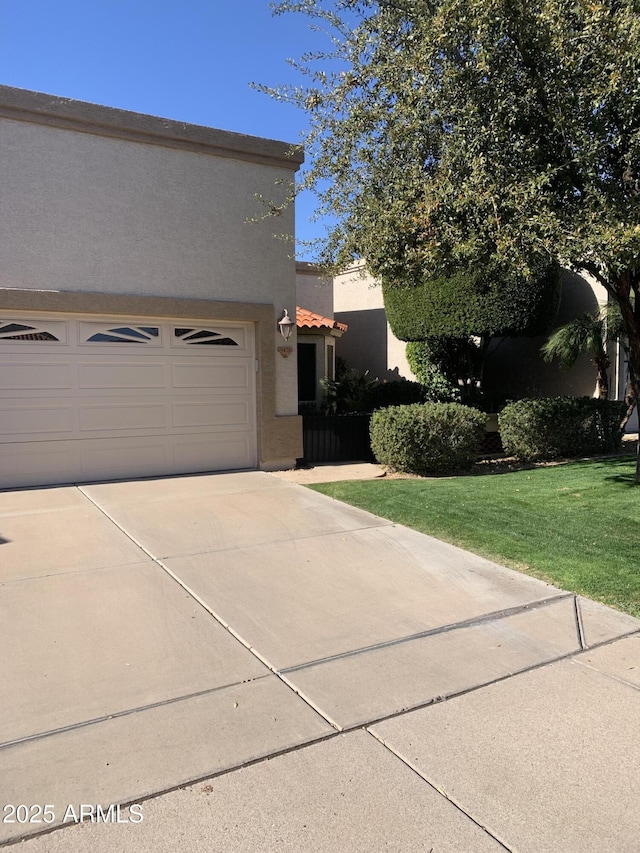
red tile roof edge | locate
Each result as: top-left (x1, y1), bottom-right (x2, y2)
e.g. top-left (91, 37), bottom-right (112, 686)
top-left (296, 306), bottom-right (348, 332)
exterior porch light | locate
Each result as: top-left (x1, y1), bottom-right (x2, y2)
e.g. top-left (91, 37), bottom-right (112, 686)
top-left (277, 309), bottom-right (295, 341)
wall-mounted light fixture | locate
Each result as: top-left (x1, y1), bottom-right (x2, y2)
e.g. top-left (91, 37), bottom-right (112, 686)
top-left (277, 309), bottom-right (295, 342)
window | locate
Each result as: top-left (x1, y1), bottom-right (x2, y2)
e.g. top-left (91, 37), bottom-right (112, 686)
top-left (84, 325), bottom-right (160, 343)
top-left (0, 322), bottom-right (59, 342)
top-left (174, 328), bottom-right (239, 346)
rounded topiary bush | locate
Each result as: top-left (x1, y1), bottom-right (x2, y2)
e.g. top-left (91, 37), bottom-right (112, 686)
top-left (382, 259), bottom-right (561, 341)
top-left (499, 397), bottom-right (626, 461)
top-left (370, 402), bottom-right (487, 475)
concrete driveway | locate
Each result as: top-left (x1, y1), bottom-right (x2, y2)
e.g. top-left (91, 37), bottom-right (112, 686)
top-left (1, 470), bottom-right (639, 852)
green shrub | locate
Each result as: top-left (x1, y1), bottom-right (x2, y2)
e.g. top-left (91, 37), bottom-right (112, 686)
top-left (321, 368), bottom-right (378, 413)
top-left (368, 379), bottom-right (427, 410)
top-left (499, 397), bottom-right (626, 461)
top-left (370, 402), bottom-right (487, 475)
top-left (405, 341), bottom-right (461, 402)
top-left (322, 369), bottom-right (428, 413)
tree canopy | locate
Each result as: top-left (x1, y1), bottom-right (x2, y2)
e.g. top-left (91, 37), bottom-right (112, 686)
top-left (264, 0), bottom-right (640, 478)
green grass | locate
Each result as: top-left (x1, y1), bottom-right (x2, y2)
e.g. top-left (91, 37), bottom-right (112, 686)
top-left (310, 457), bottom-right (640, 617)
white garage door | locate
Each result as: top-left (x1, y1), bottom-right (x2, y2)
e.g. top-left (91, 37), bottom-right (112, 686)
top-left (0, 314), bottom-right (257, 489)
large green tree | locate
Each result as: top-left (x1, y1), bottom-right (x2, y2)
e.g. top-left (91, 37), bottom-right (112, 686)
top-left (264, 0), bottom-right (640, 479)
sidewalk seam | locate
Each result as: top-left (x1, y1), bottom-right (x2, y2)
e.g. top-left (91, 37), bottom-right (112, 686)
top-left (366, 729), bottom-right (516, 852)
top-left (573, 596), bottom-right (587, 650)
top-left (0, 674), bottom-right (272, 751)
top-left (76, 486), bottom-right (342, 734)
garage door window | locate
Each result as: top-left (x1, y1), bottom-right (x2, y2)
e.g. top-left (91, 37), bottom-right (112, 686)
top-left (83, 325), bottom-right (160, 344)
top-left (0, 320), bottom-right (65, 342)
top-left (174, 327), bottom-right (239, 346)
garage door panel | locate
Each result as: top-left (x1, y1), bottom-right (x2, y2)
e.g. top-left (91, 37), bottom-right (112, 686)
top-left (173, 435), bottom-right (253, 470)
top-left (0, 444), bottom-right (79, 488)
top-left (81, 439), bottom-right (169, 479)
top-left (171, 400), bottom-right (251, 429)
top-left (79, 403), bottom-right (169, 432)
top-left (1, 405), bottom-right (75, 438)
top-left (78, 362), bottom-right (167, 389)
top-left (171, 361), bottom-right (250, 389)
top-left (0, 362), bottom-right (73, 391)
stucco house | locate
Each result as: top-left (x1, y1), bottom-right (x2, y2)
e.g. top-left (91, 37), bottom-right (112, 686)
top-left (0, 85), bottom-right (305, 489)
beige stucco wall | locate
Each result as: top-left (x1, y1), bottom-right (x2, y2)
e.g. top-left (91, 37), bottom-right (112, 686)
top-left (295, 263), bottom-right (334, 318)
top-left (0, 86), bottom-right (303, 463)
top-left (482, 269), bottom-right (609, 407)
top-left (333, 263), bottom-right (417, 381)
top-left (0, 118), bottom-right (294, 304)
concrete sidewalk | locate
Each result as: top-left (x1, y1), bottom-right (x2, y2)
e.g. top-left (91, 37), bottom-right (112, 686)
top-left (1, 470), bottom-right (639, 852)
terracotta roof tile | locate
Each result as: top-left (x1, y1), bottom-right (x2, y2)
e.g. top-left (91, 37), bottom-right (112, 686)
top-left (296, 306), bottom-right (348, 332)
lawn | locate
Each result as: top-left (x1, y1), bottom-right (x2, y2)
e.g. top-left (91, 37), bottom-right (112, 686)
top-left (310, 456), bottom-right (640, 618)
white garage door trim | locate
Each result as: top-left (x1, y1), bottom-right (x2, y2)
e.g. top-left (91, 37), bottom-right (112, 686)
top-left (0, 314), bottom-right (257, 488)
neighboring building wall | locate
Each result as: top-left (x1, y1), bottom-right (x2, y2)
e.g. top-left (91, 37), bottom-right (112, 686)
top-left (333, 263), bottom-right (417, 381)
top-left (613, 340), bottom-right (639, 432)
top-left (0, 86), bottom-right (304, 468)
top-left (296, 263), bottom-right (333, 319)
top-left (482, 269), bottom-right (609, 408)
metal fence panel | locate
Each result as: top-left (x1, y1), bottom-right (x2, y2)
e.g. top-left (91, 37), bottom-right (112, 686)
top-left (302, 414), bottom-right (374, 463)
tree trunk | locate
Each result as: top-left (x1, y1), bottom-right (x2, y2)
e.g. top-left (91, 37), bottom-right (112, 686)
top-left (620, 376), bottom-right (636, 432)
top-left (594, 355), bottom-right (610, 399)
top-left (630, 376), bottom-right (640, 484)
top-left (629, 369), bottom-right (640, 484)
top-left (615, 277), bottom-right (640, 483)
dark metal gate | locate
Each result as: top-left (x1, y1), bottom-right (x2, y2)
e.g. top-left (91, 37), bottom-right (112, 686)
top-left (302, 414), bottom-right (374, 463)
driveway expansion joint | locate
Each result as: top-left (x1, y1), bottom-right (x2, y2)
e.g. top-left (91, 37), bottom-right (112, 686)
top-left (322, 627), bottom-right (640, 736)
top-left (573, 595), bottom-right (587, 650)
top-left (0, 674), bottom-right (273, 751)
top-left (279, 592), bottom-right (574, 675)
top-left (0, 729), bottom-right (344, 850)
top-left (152, 521), bottom-right (394, 561)
top-left (366, 729), bottom-right (516, 852)
top-left (76, 486), bottom-right (343, 734)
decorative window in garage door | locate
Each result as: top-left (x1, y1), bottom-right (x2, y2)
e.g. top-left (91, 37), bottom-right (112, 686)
top-left (0, 320), bottom-right (66, 342)
top-left (174, 327), bottom-right (240, 346)
top-left (80, 323), bottom-right (161, 345)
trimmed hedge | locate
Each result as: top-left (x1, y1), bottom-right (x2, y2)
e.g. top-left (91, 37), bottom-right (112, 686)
top-left (382, 261), bottom-right (561, 341)
top-left (370, 402), bottom-right (487, 475)
top-left (405, 340), bottom-right (461, 402)
top-left (499, 397), bottom-right (626, 461)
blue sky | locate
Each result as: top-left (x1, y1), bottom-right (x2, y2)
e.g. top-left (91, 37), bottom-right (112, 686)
top-left (0, 0), bottom-right (333, 258)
